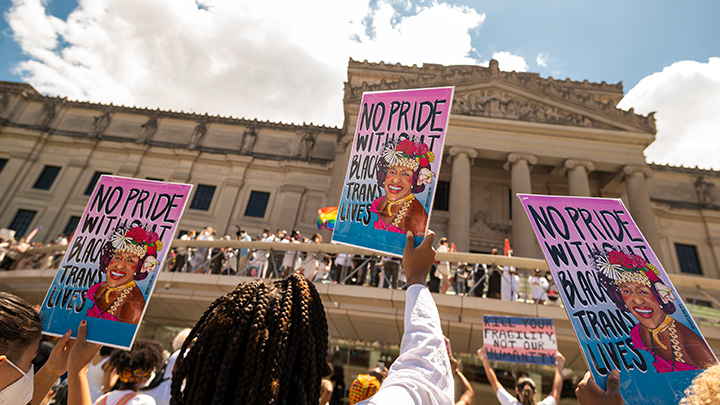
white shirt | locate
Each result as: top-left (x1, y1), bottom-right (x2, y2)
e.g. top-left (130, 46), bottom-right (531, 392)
top-left (95, 390), bottom-right (156, 405)
top-left (335, 253), bottom-right (353, 267)
top-left (357, 285), bottom-right (453, 405)
top-left (501, 266), bottom-right (513, 301)
top-left (531, 276), bottom-right (549, 300)
top-left (496, 387), bottom-right (556, 405)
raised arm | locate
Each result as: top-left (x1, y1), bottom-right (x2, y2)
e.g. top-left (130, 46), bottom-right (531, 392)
top-left (450, 358), bottom-right (473, 405)
top-left (67, 321), bottom-right (101, 405)
top-left (359, 231), bottom-right (454, 405)
top-left (477, 347), bottom-right (503, 394)
top-left (548, 352), bottom-right (565, 404)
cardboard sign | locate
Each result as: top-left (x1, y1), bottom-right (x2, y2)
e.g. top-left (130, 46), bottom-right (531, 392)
top-left (40, 176), bottom-right (192, 349)
top-left (332, 87), bottom-right (454, 256)
top-left (519, 194), bottom-right (718, 404)
top-left (483, 315), bottom-right (557, 365)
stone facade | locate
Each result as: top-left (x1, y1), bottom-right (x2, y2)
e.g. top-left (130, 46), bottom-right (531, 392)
top-left (1, 59), bottom-right (719, 282)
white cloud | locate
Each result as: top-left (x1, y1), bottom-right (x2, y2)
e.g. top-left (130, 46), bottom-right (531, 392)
top-left (5, 0), bottom-right (485, 127)
top-left (491, 51), bottom-right (528, 72)
top-left (536, 53), bottom-right (548, 68)
top-left (619, 58), bottom-right (720, 170)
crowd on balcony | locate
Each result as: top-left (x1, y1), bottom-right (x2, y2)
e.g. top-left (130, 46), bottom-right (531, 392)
top-left (1, 224), bottom-right (562, 305)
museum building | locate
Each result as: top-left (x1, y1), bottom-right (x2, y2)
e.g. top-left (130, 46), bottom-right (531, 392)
top-left (1, 59), bottom-right (718, 280)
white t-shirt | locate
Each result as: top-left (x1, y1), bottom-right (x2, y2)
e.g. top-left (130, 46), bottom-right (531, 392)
top-left (496, 387), bottom-right (556, 405)
top-left (95, 390), bottom-right (156, 405)
top-left (501, 266), bottom-right (513, 301)
top-left (531, 276), bottom-right (549, 301)
top-left (143, 351), bottom-right (179, 405)
top-left (356, 285), bottom-right (453, 405)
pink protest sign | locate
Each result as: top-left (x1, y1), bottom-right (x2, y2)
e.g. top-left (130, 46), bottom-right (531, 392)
top-left (519, 194), bottom-right (717, 404)
top-left (483, 315), bottom-right (557, 365)
top-left (40, 176), bottom-right (192, 349)
top-left (332, 86), bottom-right (454, 256)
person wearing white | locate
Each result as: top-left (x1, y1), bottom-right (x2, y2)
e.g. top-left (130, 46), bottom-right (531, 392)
top-left (143, 329), bottom-right (191, 405)
top-left (435, 238), bottom-right (451, 294)
top-left (478, 347), bottom-right (565, 405)
top-left (86, 349), bottom-right (113, 403)
top-left (357, 231), bottom-right (453, 405)
top-left (530, 270), bottom-right (549, 304)
top-left (500, 265), bottom-right (513, 301)
top-left (510, 271), bottom-right (520, 303)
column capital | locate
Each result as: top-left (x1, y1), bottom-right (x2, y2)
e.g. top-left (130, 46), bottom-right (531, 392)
top-left (504, 153), bottom-right (537, 171)
top-left (565, 159), bottom-right (595, 173)
top-left (623, 165), bottom-right (654, 179)
top-left (448, 147), bottom-right (478, 159)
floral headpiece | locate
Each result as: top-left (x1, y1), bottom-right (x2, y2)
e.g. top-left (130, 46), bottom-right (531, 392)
top-left (593, 249), bottom-right (675, 304)
top-left (383, 140), bottom-right (435, 172)
top-left (111, 226), bottom-right (163, 257)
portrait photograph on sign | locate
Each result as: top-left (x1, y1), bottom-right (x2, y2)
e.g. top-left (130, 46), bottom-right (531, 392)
top-left (332, 86), bottom-right (454, 256)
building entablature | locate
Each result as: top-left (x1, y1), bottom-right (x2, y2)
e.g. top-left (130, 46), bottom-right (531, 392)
top-left (344, 59), bottom-right (655, 134)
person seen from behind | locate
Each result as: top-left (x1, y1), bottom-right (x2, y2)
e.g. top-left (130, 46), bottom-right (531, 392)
top-left (349, 366), bottom-right (388, 404)
top-left (478, 347), bottom-right (565, 405)
top-left (95, 339), bottom-right (163, 405)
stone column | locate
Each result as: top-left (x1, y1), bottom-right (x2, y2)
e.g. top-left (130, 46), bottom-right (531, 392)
top-left (504, 153), bottom-right (539, 258)
top-left (565, 159), bottom-right (595, 196)
top-left (326, 135), bottom-right (354, 206)
top-left (448, 147), bottom-right (477, 252)
top-left (623, 165), bottom-right (664, 261)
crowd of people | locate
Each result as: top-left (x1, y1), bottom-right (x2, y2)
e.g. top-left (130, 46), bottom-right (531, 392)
top-left (2, 225), bottom-right (561, 306)
top-left (1, 230), bottom-right (719, 405)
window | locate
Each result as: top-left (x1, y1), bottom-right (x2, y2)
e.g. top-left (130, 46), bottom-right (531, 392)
top-left (85, 171), bottom-right (112, 195)
top-left (33, 165), bottom-right (61, 190)
top-left (9, 209), bottom-right (37, 237)
top-left (675, 244), bottom-right (702, 275)
top-left (64, 216), bottom-right (82, 236)
top-left (433, 181), bottom-right (450, 211)
top-left (0, 158), bottom-right (7, 174)
top-left (146, 178), bottom-right (164, 182)
top-left (244, 191), bottom-right (270, 218)
top-left (190, 184), bottom-right (216, 211)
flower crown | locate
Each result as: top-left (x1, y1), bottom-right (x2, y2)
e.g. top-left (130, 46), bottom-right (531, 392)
top-left (111, 226), bottom-right (163, 257)
top-left (382, 139), bottom-right (435, 171)
top-left (593, 249), bottom-right (659, 286)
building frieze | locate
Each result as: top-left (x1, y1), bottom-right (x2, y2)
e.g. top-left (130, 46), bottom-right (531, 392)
top-left (345, 59), bottom-right (655, 133)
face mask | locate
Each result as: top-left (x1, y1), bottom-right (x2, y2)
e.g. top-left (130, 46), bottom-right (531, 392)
top-left (262, 233), bottom-right (268, 238)
top-left (1, 359), bottom-right (34, 405)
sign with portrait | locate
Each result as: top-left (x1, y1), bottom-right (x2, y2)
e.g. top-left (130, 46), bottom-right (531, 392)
top-left (40, 176), bottom-right (192, 349)
top-left (332, 86), bottom-right (454, 256)
top-left (519, 194), bottom-right (717, 404)
top-left (483, 315), bottom-right (557, 366)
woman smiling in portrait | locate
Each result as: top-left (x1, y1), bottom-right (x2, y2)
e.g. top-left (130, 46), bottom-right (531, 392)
top-left (594, 249), bottom-right (716, 373)
top-left (370, 139), bottom-right (436, 236)
top-left (86, 226), bottom-right (162, 324)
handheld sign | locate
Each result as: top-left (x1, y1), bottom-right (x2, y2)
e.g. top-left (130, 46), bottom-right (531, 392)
top-left (483, 315), bottom-right (557, 366)
top-left (40, 176), bottom-right (192, 349)
top-left (332, 87), bottom-right (454, 256)
top-left (519, 194), bottom-right (718, 404)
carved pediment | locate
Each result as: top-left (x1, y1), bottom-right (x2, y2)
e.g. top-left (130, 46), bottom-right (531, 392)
top-left (452, 88), bottom-right (604, 129)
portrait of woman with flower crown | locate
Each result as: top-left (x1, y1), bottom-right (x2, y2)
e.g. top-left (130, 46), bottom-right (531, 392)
top-left (86, 225), bottom-right (162, 324)
top-left (592, 248), bottom-right (716, 373)
top-left (370, 139), bottom-right (436, 236)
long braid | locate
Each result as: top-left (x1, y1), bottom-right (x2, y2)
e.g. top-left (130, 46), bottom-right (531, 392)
top-left (210, 285), bottom-right (254, 405)
top-left (172, 274), bottom-right (328, 405)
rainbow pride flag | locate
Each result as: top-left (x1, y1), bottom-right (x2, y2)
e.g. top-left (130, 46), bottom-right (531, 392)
top-left (316, 206), bottom-right (338, 230)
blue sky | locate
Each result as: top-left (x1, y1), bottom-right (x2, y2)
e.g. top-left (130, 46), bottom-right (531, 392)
top-left (2, 0), bottom-right (719, 168)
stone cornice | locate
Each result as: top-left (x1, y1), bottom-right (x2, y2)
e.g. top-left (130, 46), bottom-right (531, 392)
top-left (0, 81), bottom-right (340, 133)
top-left (345, 59), bottom-right (654, 133)
top-left (650, 163), bottom-right (720, 176)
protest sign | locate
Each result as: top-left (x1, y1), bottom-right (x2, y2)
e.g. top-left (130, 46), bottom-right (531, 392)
top-left (40, 176), bottom-right (192, 349)
top-left (519, 194), bottom-right (718, 404)
top-left (332, 86), bottom-right (454, 256)
top-left (483, 315), bottom-right (557, 366)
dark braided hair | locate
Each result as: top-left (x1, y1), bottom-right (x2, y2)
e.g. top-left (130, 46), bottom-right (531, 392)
top-left (109, 339), bottom-right (164, 390)
top-left (171, 273), bottom-right (329, 405)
